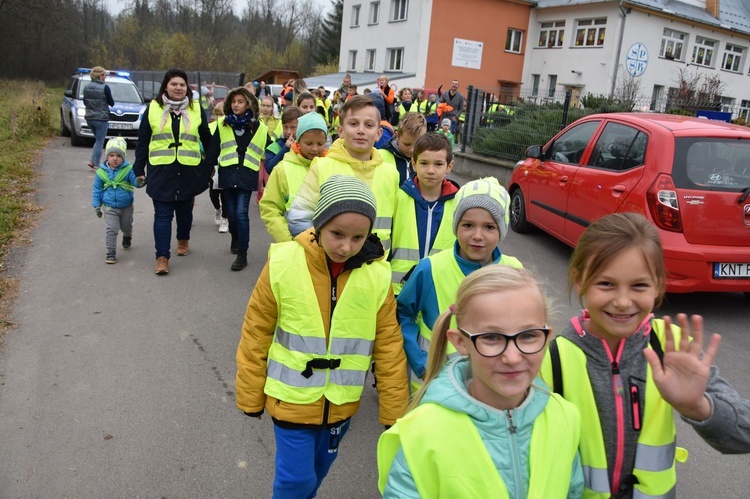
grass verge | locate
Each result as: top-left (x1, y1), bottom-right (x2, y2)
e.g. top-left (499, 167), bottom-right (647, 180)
top-left (0, 80), bottom-right (57, 338)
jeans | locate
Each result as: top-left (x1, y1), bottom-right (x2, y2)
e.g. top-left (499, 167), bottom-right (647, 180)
top-left (223, 187), bottom-right (252, 253)
top-left (272, 420), bottom-right (350, 499)
top-left (152, 198), bottom-right (194, 259)
top-left (87, 119), bottom-right (109, 166)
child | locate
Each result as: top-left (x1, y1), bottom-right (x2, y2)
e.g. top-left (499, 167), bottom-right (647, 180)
top-left (421, 93), bottom-right (439, 132)
top-left (396, 87), bottom-right (416, 118)
top-left (205, 87), bottom-right (269, 271)
top-left (259, 94), bottom-right (282, 142)
top-left (208, 103), bottom-right (229, 232)
top-left (265, 106), bottom-right (301, 175)
top-left (260, 112), bottom-right (328, 243)
top-left (329, 104), bottom-right (340, 142)
top-left (540, 212), bottom-right (750, 498)
top-left (389, 133), bottom-right (459, 294)
top-left (379, 112), bottom-right (427, 185)
top-left (287, 95), bottom-right (399, 253)
top-left (91, 137), bottom-right (139, 264)
top-left (379, 265), bottom-right (583, 497)
top-left (346, 85), bottom-right (358, 100)
top-left (236, 175), bottom-right (408, 498)
top-left (397, 177), bottom-right (522, 391)
top-left (296, 92), bottom-right (316, 115)
top-left (438, 118), bottom-right (455, 148)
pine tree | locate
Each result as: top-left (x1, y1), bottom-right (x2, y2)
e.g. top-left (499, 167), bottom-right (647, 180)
top-left (315, 0), bottom-right (343, 65)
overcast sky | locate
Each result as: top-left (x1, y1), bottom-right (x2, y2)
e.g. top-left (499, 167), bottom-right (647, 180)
top-left (103, 0), bottom-right (332, 16)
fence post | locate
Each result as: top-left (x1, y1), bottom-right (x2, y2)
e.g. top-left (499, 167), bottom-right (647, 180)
top-left (560, 89), bottom-right (572, 130)
top-left (461, 85), bottom-right (474, 153)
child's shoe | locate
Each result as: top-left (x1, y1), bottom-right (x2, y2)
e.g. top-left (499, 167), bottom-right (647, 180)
top-left (219, 218), bottom-right (229, 233)
top-left (122, 236), bottom-right (132, 249)
top-left (214, 209), bottom-right (222, 226)
top-left (231, 253), bottom-right (248, 271)
top-left (106, 253), bottom-right (117, 264)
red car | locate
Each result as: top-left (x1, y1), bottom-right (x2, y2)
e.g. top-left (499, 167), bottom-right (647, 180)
top-left (509, 113), bottom-right (750, 294)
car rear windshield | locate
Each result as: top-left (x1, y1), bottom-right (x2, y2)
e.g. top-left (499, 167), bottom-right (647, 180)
top-left (78, 80), bottom-right (142, 104)
top-left (673, 137), bottom-right (750, 191)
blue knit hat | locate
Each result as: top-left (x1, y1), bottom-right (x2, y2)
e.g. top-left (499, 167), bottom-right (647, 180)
top-left (295, 112), bottom-right (328, 140)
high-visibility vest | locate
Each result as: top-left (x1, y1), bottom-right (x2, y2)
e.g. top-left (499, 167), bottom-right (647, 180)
top-left (96, 164), bottom-right (134, 192)
top-left (265, 240), bottom-right (390, 405)
top-left (540, 320), bottom-right (683, 498)
top-left (377, 396), bottom-right (580, 498)
top-left (316, 157), bottom-right (398, 252)
top-left (147, 102), bottom-right (202, 166)
top-left (217, 117), bottom-right (268, 171)
top-left (281, 158), bottom-right (310, 213)
top-left (390, 191), bottom-right (455, 294)
top-left (315, 98), bottom-right (331, 124)
top-left (411, 250), bottom-right (523, 390)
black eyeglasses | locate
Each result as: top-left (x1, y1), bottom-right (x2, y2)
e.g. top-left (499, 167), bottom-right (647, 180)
top-left (458, 326), bottom-right (550, 357)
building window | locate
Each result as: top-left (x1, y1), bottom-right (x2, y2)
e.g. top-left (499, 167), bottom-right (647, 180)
top-left (574, 18), bottom-right (606, 47)
top-left (722, 43), bottom-right (744, 72)
top-left (548, 74), bottom-right (557, 98)
top-left (348, 50), bottom-right (357, 71)
top-left (390, 0), bottom-right (408, 21)
top-left (720, 96), bottom-right (735, 113)
top-left (365, 49), bottom-right (376, 72)
top-left (351, 4), bottom-right (361, 27)
top-left (650, 84), bottom-right (664, 111)
top-left (505, 29), bottom-right (523, 53)
top-left (369, 1), bottom-right (380, 24)
top-left (660, 28), bottom-right (687, 61)
top-left (538, 21), bottom-right (565, 48)
top-left (691, 36), bottom-right (716, 67)
top-left (387, 47), bottom-right (404, 71)
top-left (739, 99), bottom-right (750, 122)
top-left (532, 74), bottom-right (540, 96)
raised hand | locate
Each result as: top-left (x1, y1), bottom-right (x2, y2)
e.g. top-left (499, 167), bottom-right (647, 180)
top-left (643, 314), bottom-right (721, 421)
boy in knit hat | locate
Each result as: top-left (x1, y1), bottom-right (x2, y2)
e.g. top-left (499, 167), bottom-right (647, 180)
top-left (396, 177), bottom-right (523, 391)
top-left (286, 95), bottom-right (400, 254)
top-left (259, 112), bottom-right (329, 243)
top-left (236, 174), bottom-right (408, 499)
top-left (437, 118), bottom-right (455, 148)
top-left (91, 137), bottom-right (140, 264)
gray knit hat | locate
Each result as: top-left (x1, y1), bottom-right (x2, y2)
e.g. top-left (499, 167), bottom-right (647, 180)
top-left (453, 177), bottom-right (510, 245)
top-left (313, 175), bottom-right (377, 231)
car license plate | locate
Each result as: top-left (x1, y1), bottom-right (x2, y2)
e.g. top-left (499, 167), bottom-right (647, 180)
top-left (713, 262), bottom-right (750, 279)
top-left (109, 123), bottom-right (132, 130)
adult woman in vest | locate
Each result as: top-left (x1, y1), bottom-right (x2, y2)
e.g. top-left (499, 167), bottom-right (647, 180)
top-left (84, 66), bottom-right (114, 170)
top-left (379, 265), bottom-right (583, 498)
top-left (205, 86), bottom-right (268, 271)
top-left (133, 68), bottom-right (212, 275)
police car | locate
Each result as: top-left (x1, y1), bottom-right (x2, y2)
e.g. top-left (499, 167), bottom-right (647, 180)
top-left (60, 68), bottom-right (146, 146)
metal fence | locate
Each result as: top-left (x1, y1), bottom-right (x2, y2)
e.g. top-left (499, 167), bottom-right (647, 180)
top-left (460, 86), bottom-right (750, 162)
top-left (127, 71), bottom-right (245, 102)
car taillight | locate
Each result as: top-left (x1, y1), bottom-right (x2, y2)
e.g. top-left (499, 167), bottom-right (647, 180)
top-left (647, 174), bottom-right (682, 232)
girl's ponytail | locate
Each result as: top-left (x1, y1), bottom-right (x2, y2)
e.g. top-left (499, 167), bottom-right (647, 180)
top-left (407, 309), bottom-right (453, 411)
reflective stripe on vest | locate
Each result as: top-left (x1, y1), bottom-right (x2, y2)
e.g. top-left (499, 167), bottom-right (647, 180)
top-left (390, 190), bottom-right (455, 294)
top-left (96, 164), bottom-right (134, 192)
top-left (316, 157), bottom-right (398, 252)
top-left (217, 118), bottom-right (267, 171)
top-left (539, 320), bottom-right (679, 498)
top-left (265, 241), bottom-right (390, 406)
top-left (377, 386), bottom-right (580, 497)
top-left (147, 102), bottom-right (202, 165)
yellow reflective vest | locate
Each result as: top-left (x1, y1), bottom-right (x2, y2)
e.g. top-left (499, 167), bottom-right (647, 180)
top-left (540, 320), bottom-right (682, 498)
top-left (147, 101), bottom-right (202, 166)
top-left (390, 191), bottom-right (456, 294)
top-left (377, 398), bottom-right (580, 498)
top-left (280, 155), bottom-right (310, 212)
top-left (217, 117), bottom-right (268, 171)
top-left (265, 240), bottom-right (391, 405)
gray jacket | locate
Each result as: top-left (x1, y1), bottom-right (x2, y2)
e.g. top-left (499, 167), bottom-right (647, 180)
top-left (83, 79), bottom-right (112, 121)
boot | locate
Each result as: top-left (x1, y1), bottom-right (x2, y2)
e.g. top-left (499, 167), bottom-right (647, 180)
top-left (231, 252), bottom-right (248, 271)
top-left (177, 239), bottom-right (190, 256)
top-left (230, 234), bottom-right (239, 255)
top-left (154, 256), bottom-right (169, 275)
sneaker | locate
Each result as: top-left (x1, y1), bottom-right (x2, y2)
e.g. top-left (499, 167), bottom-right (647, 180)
top-left (154, 256), bottom-right (169, 274)
top-left (106, 254), bottom-right (117, 264)
top-left (177, 239), bottom-right (190, 256)
top-left (219, 218), bottom-right (229, 233)
top-left (122, 236), bottom-right (132, 249)
top-left (214, 209), bottom-right (222, 226)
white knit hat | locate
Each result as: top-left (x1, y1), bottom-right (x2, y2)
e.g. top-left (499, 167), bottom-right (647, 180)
top-left (453, 177), bottom-right (510, 245)
top-left (104, 137), bottom-right (127, 160)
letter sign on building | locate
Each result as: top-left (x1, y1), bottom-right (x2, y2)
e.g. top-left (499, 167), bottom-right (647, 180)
top-left (626, 42), bottom-right (648, 77)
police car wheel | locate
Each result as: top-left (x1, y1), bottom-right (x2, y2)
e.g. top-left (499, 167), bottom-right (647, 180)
top-left (60, 111), bottom-right (71, 137)
top-left (70, 118), bottom-right (85, 147)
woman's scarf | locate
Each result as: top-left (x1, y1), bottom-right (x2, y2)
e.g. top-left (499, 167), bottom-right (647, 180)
top-left (160, 94), bottom-right (190, 132)
top-left (224, 111), bottom-right (254, 132)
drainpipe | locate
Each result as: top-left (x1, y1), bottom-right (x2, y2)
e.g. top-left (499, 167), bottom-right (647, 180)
top-left (610, 0), bottom-right (628, 97)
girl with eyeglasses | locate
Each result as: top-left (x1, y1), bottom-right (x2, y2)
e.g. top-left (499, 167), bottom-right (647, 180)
top-left (379, 265), bottom-right (583, 498)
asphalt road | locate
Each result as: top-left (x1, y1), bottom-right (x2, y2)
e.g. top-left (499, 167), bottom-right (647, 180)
top-left (0, 137), bottom-right (748, 497)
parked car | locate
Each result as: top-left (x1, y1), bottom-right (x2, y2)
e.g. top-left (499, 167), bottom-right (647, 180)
top-left (60, 68), bottom-right (146, 146)
top-left (508, 113), bottom-right (750, 294)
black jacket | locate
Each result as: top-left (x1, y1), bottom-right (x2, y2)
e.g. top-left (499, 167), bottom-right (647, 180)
top-left (205, 119), bottom-right (269, 192)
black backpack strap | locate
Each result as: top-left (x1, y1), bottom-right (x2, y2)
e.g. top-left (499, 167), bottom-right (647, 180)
top-left (549, 339), bottom-right (563, 397)
top-left (649, 327), bottom-right (665, 366)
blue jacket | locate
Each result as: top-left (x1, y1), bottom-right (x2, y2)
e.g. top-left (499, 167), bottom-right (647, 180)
top-left (395, 178), bottom-right (458, 258)
top-left (265, 137), bottom-right (288, 174)
top-left (382, 357), bottom-right (584, 498)
top-left (91, 161), bottom-right (137, 209)
top-left (379, 136), bottom-right (413, 185)
top-left (396, 241), bottom-right (502, 376)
